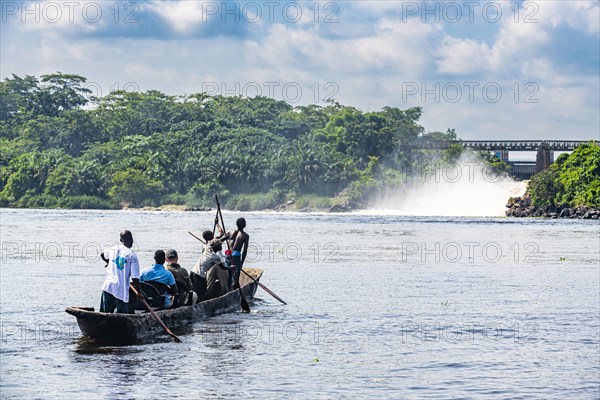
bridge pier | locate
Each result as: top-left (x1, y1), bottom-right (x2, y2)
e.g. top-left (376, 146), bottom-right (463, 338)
top-left (406, 139), bottom-right (590, 179)
top-left (535, 147), bottom-right (554, 173)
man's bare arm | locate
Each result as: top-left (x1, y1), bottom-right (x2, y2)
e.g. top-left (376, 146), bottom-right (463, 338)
top-left (131, 278), bottom-right (141, 297)
top-left (241, 235), bottom-right (249, 264)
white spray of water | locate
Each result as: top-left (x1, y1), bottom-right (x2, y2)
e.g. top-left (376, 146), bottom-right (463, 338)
top-left (371, 154), bottom-right (528, 217)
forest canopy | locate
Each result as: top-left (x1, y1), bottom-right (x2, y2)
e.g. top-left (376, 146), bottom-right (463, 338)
top-left (7, 72), bottom-right (587, 211)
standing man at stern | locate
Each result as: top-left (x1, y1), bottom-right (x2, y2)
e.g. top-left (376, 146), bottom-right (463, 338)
top-left (229, 218), bottom-right (249, 289)
top-left (100, 230), bottom-right (141, 313)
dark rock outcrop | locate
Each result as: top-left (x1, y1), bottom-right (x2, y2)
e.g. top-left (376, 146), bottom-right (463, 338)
top-left (273, 203), bottom-right (288, 212)
top-left (506, 194), bottom-right (599, 219)
top-left (329, 200), bottom-right (364, 213)
top-left (185, 206), bottom-right (212, 212)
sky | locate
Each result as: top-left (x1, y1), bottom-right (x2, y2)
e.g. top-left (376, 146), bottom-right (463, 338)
top-left (1, 0), bottom-right (599, 141)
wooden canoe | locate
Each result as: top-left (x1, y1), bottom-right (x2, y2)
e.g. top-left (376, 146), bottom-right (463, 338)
top-left (66, 268), bottom-right (263, 344)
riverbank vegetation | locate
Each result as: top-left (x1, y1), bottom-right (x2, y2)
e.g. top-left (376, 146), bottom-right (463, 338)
top-left (529, 143), bottom-right (600, 208)
top-left (1, 73), bottom-right (507, 210)
top-left (506, 142), bottom-right (600, 218)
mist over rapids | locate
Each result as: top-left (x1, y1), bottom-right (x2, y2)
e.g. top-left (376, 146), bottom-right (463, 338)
top-left (371, 154), bottom-right (528, 217)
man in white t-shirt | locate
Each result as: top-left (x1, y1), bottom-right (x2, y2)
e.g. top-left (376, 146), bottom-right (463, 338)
top-left (100, 230), bottom-right (142, 313)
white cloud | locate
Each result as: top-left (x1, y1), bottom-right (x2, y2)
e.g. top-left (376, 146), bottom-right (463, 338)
top-left (436, 36), bottom-right (492, 75)
top-left (435, 1), bottom-right (598, 77)
top-left (245, 18), bottom-right (441, 80)
top-left (143, 1), bottom-right (210, 33)
top-left (1, 0), bottom-right (597, 142)
top-left (14, 1), bottom-right (108, 33)
top-left (538, 0), bottom-right (599, 34)
top-left (123, 63), bottom-right (177, 83)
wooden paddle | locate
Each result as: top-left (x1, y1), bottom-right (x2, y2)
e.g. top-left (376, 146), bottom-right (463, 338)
top-left (239, 268), bottom-right (287, 305)
top-left (188, 230), bottom-right (287, 305)
top-left (130, 284), bottom-right (182, 343)
top-left (188, 231), bottom-right (206, 244)
top-left (215, 194), bottom-right (250, 313)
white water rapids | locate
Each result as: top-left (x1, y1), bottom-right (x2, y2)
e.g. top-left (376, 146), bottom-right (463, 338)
top-left (371, 155), bottom-right (528, 217)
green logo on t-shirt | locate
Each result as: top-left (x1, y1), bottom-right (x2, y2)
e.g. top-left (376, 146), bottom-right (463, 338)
top-left (113, 256), bottom-right (127, 270)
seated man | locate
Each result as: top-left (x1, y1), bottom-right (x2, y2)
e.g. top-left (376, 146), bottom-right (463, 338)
top-left (206, 260), bottom-right (230, 300)
top-left (191, 239), bottom-right (230, 302)
top-left (140, 250), bottom-right (178, 309)
top-left (165, 249), bottom-right (197, 306)
top-left (198, 232), bottom-right (230, 298)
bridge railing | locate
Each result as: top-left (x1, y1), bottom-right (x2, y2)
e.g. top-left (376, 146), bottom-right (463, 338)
top-left (404, 140), bottom-right (593, 151)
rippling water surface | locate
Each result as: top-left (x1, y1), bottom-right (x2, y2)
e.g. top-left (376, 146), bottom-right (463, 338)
top-left (1, 209), bottom-right (599, 399)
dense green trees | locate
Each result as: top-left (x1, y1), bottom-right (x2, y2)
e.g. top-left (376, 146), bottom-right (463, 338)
top-left (529, 143), bottom-right (600, 207)
top-left (1, 73), bottom-right (517, 210)
top-left (0, 73), bottom-right (90, 121)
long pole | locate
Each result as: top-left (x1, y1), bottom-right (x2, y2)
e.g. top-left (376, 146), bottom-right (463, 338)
top-left (188, 231), bottom-right (287, 305)
top-left (130, 285), bottom-right (182, 343)
top-left (215, 195), bottom-right (250, 313)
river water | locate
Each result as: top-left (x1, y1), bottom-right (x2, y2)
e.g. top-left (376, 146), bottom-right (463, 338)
top-left (0, 208), bottom-right (598, 399)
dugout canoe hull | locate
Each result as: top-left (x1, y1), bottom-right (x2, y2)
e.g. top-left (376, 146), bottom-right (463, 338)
top-left (66, 268), bottom-right (262, 344)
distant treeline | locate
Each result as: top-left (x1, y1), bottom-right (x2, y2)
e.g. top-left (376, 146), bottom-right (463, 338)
top-left (1, 72), bottom-right (508, 210)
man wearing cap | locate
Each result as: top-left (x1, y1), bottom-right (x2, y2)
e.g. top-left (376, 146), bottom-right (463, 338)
top-left (165, 249), bottom-right (197, 306)
top-left (140, 250), bottom-right (178, 309)
top-left (100, 230), bottom-right (142, 313)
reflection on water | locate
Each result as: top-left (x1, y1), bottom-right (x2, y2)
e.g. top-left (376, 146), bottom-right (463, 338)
top-left (0, 208), bottom-right (598, 399)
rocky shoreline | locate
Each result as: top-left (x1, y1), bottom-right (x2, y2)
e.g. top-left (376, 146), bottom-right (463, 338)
top-left (122, 199), bottom-right (367, 213)
top-left (121, 197), bottom-right (598, 218)
top-left (505, 194), bottom-right (599, 219)
top-left (272, 199), bottom-right (365, 213)
top-left (123, 205), bottom-right (212, 212)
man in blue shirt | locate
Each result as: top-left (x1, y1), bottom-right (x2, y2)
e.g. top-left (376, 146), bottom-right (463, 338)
top-left (140, 250), bottom-right (178, 309)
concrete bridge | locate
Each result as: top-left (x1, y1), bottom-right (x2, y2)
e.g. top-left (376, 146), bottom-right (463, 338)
top-left (405, 140), bottom-right (592, 179)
